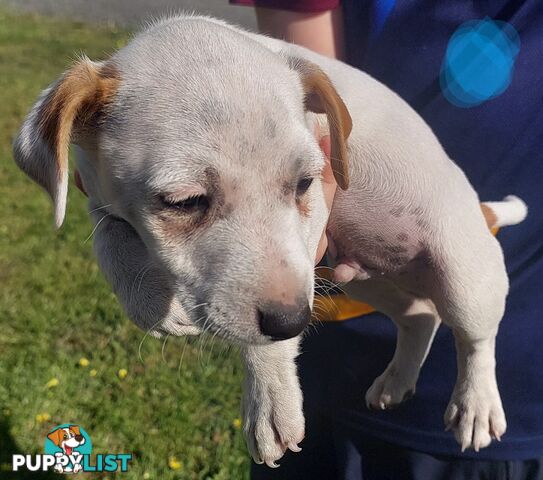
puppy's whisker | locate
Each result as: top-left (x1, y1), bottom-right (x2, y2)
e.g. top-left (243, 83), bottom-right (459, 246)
top-left (197, 315), bottom-right (214, 366)
top-left (217, 335), bottom-right (230, 360)
top-left (315, 274), bottom-right (348, 296)
top-left (138, 301), bottom-right (207, 365)
top-left (313, 300), bottom-right (339, 321)
top-left (83, 213), bottom-right (110, 244)
top-left (312, 306), bottom-right (331, 320)
top-left (201, 324), bottom-right (217, 364)
top-left (306, 322), bottom-right (321, 335)
top-left (318, 286), bottom-right (343, 302)
top-left (312, 303), bottom-right (328, 314)
top-left (89, 203), bottom-right (112, 214)
top-left (203, 334), bottom-right (215, 367)
top-left (314, 279), bottom-right (338, 292)
top-left (314, 288), bottom-right (338, 307)
top-left (175, 312), bottom-right (206, 372)
top-left (177, 337), bottom-right (189, 381)
top-left (138, 317), bottom-right (166, 364)
top-left (129, 262), bottom-right (152, 305)
top-left (137, 266), bottom-right (152, 292)
top-left (315, 274), bottom-right (348, 292)
top-left (317, 275), bottom-right (346, 290)
top-left (315, 265), bottom-right (336, 272)
top-left (161, 333), bottom-right (171, 364)
top-left (206, 325), bottom-right (224, 365)
top-left (314, 271), bottom-right (336, 281)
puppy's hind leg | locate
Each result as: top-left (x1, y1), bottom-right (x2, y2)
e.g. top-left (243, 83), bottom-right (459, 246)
top-left (430, 237), bottom-right (508, 451)
top-left (445, 334), bottom-right (505, 451)
top-left (345, 279), bottom-right (441, 410)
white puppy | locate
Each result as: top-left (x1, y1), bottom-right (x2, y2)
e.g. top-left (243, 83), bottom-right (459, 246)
top-left (14, 16), bottom-right (527, 467)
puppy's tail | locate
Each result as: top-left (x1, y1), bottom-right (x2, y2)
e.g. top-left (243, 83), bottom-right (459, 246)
top-left (482, 195), bottom-right (528, 229)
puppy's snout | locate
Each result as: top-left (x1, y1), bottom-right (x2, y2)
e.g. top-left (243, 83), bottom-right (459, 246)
top-left (75, 435), bottom-right (84, 442)
top-left (258, 302), bottom-right (311, 340)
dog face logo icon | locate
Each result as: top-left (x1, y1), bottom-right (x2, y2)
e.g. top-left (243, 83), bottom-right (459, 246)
top-left (48, 425), bottom-right (86, 455)
top-left (12, 422), bottom-right (131, 473)
top-left (44, 424), bottom-right (92, 473)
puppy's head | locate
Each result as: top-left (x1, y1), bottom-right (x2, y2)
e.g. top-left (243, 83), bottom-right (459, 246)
top-left (13, 18), bottom-right (351, 344)
top-left (47, 426), bottom-right (85, 449)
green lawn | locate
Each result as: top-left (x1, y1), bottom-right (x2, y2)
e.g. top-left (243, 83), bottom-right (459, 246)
top-left (0, 9), bottom-right (248, 479)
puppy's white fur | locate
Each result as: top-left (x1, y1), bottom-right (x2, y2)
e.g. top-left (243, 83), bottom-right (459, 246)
top-left (14, 15), bottom-right (527, 466)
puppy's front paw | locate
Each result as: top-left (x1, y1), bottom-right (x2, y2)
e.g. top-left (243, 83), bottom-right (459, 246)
top-left (242, 379), bottom-right (305, 467)
top-left (444, 382), bottom-right (506, 452)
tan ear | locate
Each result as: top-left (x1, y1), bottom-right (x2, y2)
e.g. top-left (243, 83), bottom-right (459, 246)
top-left (70, 425), bottom-right (81, 436)
top-left (47, 428), bottom-right (64, 447)
top-left (13, 58), bottom-right (120, 228)
top-left (287, 57), bottom-right (352, 190)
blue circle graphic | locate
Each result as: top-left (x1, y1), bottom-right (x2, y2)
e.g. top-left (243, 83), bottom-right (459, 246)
top-left (440, 17), bottom-right (520, 108)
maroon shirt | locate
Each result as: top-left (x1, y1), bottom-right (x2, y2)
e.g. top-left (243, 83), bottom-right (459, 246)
top-left (230, 0), bottom-right (338, 13)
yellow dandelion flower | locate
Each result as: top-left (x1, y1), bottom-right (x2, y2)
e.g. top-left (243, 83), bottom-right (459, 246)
top-left (143, 473), bottom-right (151, 479)
top-left (118, 368), bottom-right (128, 380)
top-left (36, 413), bottom-right (51, 423)
top-left (79, 357), bottom-right (90, 367)
top-left (168, 456), bottom-right (183, 471)
top-left (232, 418), bottom-right (242, 429)
top-left (89, 369), bottom-right (97, 377)
top-left (46, 378), bottom-right (59, 388)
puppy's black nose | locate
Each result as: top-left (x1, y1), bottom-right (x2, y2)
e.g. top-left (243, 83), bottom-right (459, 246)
top-left (258, 302), bottom-right (311, 340)
top-left (75, 435), bottom-right (84, 442)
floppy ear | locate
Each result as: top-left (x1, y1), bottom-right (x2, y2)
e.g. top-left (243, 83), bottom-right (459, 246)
top-left (13, 58), bottom-right (120, 228)
top-left (47, 428), bottom-right (64, 447)
top-left (287, 57), bottom-right (352, 190)
top-left (70, 425), bottom-right (81, 436)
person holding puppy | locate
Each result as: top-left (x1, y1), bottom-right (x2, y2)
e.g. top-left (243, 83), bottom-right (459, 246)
top-left (231, 1), bottom-right (543, 479)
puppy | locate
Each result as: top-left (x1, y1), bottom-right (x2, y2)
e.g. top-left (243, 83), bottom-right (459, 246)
top-left (47, 425), bottom-right (85, 473)
top-left (14, 15), bottom-right (527, 466)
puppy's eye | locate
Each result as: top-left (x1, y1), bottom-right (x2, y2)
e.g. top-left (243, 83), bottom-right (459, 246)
top-left (160, 194), bottom-right (209, 213)
top-left (296, 177), bottom-right (314, 196)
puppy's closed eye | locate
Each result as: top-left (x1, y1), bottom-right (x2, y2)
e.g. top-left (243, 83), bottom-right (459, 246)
top-left (159, 194), bottom-right (210, 214)
top-left (295, 177), bottom-right (314, 217)
top-left (296, 177), bottom-right (314, 197)
top-left (153, 193), bottom-right (212, 239)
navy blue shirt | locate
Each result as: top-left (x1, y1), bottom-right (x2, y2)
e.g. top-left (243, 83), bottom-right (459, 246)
top-left (322, 0), bottom-right (543, 460)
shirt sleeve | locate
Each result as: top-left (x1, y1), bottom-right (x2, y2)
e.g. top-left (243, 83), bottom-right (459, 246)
top-left (229, 0), bottom-right (340, 13)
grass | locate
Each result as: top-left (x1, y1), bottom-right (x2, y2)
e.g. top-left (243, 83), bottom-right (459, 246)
top-left (0, 9), bottom-right (249, 479)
